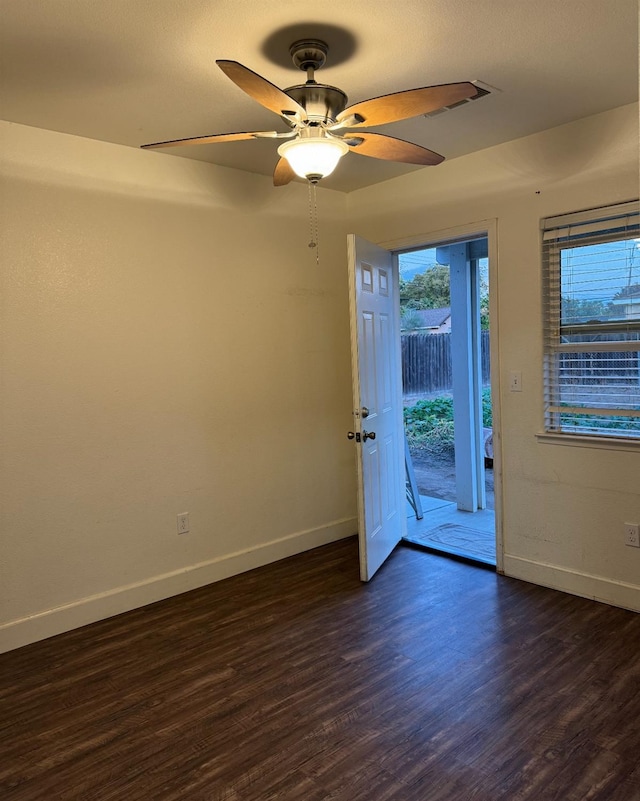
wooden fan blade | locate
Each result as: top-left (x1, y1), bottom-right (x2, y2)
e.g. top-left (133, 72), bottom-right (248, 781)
top-left (346, 133), bottom-right (444, 165)
top-left (273, 157), bottom-right (296, 186)
top-left (217, 60), bottom-right (306, 121)
top-left (336, 82), bottom-right (477, 128)
top-left (141, 131), bottom-right (280, 150)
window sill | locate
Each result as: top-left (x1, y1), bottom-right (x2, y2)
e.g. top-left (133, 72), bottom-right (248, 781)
top-left (536, 431), bottom-right (640, 453)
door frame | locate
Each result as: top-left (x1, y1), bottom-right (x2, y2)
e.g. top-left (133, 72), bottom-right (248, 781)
top-left (381, 218), bottom-right (503, 574)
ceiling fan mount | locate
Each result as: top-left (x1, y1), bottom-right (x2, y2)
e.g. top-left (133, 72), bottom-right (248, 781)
top-left (142, 39), bottom-right (479, 185)
top-left (283, 39), bottom-right (348, 124)
top-left (289, 39), bottom-right (329, 73)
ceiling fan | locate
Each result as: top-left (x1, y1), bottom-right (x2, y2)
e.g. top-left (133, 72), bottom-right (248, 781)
top-left (141, 39), bottom-right (478, 185)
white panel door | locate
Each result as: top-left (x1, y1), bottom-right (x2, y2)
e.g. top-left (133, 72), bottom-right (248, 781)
top-left (347, 235), bottom-right (406, 581)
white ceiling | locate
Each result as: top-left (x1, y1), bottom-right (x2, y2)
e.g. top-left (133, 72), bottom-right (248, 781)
top-left (1, 0), bottom-right (638, 193)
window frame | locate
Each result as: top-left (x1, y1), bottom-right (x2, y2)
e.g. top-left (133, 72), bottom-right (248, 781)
top-left (541, 200), bottom-right (640, 446)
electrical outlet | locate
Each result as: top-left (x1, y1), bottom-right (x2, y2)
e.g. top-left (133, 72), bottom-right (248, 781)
top-left (177, 512), bottom-right (190, 535)
top-left (624, 522), bottom-right (640, 548)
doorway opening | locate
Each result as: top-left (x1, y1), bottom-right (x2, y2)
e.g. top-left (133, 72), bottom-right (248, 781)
top-left (397, 237), bottom-right (495, 566)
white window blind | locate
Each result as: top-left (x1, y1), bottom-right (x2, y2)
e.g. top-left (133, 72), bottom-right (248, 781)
top-left (542, 200), bottom-right (640, 440)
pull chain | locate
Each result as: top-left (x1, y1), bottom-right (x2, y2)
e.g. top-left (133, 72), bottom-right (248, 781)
top-left (307, 179), bottom-right (320, 266)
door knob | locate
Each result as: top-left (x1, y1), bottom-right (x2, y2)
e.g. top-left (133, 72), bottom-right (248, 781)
top-left (347, 431), bottom-right (361, 442)
top-left (362, 430), bottom-right (376, 441)
top-left (361, 406), bottom-right (370, 418)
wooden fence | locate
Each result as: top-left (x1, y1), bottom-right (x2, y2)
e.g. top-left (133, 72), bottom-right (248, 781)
top-left (401, 332), bottom-right (491, 395)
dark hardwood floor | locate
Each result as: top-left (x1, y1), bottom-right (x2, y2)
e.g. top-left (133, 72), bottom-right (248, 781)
top-left (1, 538), bottom-right (639, 801)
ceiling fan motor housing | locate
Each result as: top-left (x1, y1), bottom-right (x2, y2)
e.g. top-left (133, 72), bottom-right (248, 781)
top-left (284, 84), bottom-right (348, 125)
top-left (285, 39), bottom-right (348, 124)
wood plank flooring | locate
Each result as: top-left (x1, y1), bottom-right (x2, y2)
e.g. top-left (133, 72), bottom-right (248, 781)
top-left (1, 538), bottom-right (639, 801)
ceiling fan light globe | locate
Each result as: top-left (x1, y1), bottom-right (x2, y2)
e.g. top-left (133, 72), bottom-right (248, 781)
top-left (277, 137), bottom-right (349, 181)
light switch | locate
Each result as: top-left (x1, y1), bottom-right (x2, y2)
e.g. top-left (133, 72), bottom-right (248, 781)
top-left (509, 371), bottom-right (522, 392)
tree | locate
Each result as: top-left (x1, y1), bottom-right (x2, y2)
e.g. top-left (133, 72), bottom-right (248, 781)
top-left (400, 307), bottom-right (422, 331)
top-left (399, 265), bottom-right (450, 310)
top-left (561, 296), bottom-right (609, 322)
top-left (401, 264), bottom-right (492, 329)
top-left (480, 295), bottom-right (490, 331)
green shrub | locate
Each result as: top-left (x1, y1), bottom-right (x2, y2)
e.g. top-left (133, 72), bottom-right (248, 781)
top-left (404, 395), bottom-right (454, 452)
top-left (482, 388), bottom-right (493, 428)
top-left (404, 388), bottom-right (493, 453)
top-left (560, 410), bottom-right (640, 434)
top-left (404, 396), bottom-right (454, 425)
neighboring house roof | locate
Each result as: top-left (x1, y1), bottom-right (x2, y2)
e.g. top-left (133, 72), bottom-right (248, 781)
top-left (615, 284), bottom-right (640, 298)
top-left (609, 284), bottom-right (640, 319)
top-left (610, 296), bottom-right (640, 320)
top-left (414, 307), bottom-right (451, 328)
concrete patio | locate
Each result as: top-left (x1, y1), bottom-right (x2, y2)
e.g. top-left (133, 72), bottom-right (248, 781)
top-left (404, 494), bottom-right (496, 566)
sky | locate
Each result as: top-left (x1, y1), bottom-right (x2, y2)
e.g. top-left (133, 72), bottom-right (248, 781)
top-left (560, 239), bottom-right (640, 303)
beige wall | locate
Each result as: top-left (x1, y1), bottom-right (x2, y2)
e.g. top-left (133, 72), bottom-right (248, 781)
top-left (348, 103), bottom-right (640, 611)
top-left (0, 122), bottom-right (356, 651)
top-left (2, 104), bottom-right (638, 652)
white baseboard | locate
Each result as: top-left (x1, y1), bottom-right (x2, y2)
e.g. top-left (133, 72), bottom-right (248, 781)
top-left (503, 554), bottom-right (640, 613)
top-left (0, 517), bottom-right (357, 654)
